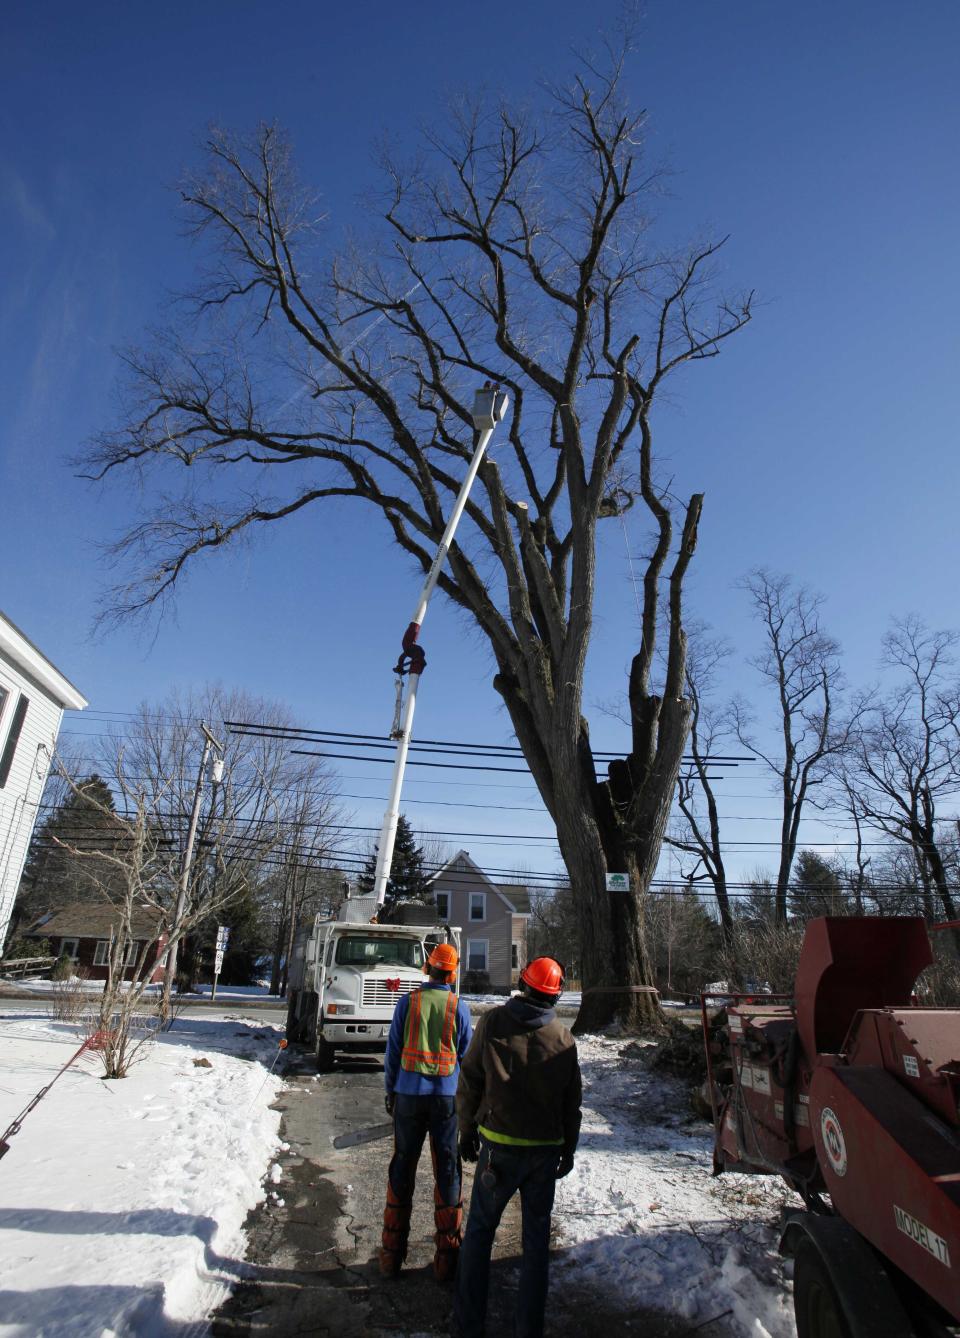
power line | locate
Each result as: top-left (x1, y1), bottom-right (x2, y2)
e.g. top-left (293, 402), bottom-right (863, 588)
top-left (224, 719), bottom-right (754, 766)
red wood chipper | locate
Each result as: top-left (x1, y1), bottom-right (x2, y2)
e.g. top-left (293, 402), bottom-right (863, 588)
top-left (702, 916), bottom-right (960, 1337)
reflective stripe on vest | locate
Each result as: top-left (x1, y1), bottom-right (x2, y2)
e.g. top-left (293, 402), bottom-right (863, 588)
top-left (400, 987), bottom-right (459, 1076)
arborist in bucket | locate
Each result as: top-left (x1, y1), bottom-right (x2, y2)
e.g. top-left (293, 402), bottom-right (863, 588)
top-left (453, 956), bottom-right (581, 1338)
top-left (381, 941), bottom-right (472, 1280)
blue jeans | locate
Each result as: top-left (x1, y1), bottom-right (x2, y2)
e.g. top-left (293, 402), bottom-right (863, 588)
top-left (388, 1093), bottom-right (460, 1207)
top-left (454, 1140), bottom-right (559, 1338)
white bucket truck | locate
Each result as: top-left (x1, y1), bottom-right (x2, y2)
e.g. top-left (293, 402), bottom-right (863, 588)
top-left (285, 895), bottom-right (461, 1071)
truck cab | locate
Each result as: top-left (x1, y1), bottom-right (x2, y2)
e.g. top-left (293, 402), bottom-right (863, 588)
top-left (286, 897), bottom-right (461, 1071)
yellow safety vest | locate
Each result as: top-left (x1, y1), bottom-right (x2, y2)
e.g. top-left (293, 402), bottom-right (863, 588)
top-left (400, 987), bottom-right (459, 1077)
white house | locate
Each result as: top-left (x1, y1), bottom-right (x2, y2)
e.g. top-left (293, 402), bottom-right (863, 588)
top-left (0, 612), bottom-right (87, 953)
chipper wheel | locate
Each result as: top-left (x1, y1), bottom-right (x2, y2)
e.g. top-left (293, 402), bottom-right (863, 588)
top-left (794, 1239), bottom-right (852, 1338)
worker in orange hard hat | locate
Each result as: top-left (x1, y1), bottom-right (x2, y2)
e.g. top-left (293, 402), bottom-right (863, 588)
top-left (453, 957), bottom-right (581, 1338)
top-left (380, 940), bottom-right (472, 1281)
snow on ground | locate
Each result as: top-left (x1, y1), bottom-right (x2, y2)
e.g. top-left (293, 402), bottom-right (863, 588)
top-left (552, 1035), bottom-right (798, 1338)
top-left (0, 976), bottom-right (159, 996)
top-left (0, 1007), bottom-right (285, 1337)
top-left (189, 984), bottom-right (282, 1001)
top-left (462, 989), bottom-right (583, 1012)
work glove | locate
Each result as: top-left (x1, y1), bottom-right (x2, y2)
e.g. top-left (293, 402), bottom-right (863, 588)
top-left (385, 1092), bottom-right (396, 1117)
top-left (459, 1129), bottom-right (481, 1163)
top-left (555, 1151), bottom-right (575, 1179)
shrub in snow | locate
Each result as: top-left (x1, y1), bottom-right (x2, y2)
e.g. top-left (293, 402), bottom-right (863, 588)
top-left (50, 968), bottom-right (91, 1022)
top-left (86, 1000), bottom-right (161, 1079)
top-left (51, 953), bottom-right (75, 982)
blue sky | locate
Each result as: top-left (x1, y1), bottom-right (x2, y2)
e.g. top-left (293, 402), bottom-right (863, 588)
top-left (3, 1), bottom-right (959, 887)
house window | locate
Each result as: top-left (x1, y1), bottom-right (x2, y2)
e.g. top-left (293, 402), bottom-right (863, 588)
top-left (59, 938), bottom-right (80, 961)
top-left (435, 891), bottom-right (450, 921)
top-left (467, 939), bottom-right (488, 972)
top-left (511, 942), bottom-right (520, 970)
top-left (93, 941), bottom-right (110, 966)
top-left (469, 893), bottom-right (486, 922)
top-left (0, 693), bottom-right (29, 789)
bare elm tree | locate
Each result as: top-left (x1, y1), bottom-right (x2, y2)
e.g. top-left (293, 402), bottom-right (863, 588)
top-left (84, 50), bottom-right (752, 1028)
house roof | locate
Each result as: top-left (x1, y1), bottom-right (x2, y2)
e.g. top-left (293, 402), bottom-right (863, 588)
top-left (25, 902), bottom-right (164, 940)
top-left (498, 883), bottom-right (532, 915)
top-left (0, 610), bottom-right (88, 711)
top-left (430, 851), bottom-right (532, 915)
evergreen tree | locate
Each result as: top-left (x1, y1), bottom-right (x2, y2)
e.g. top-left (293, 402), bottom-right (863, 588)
top-left (194, 884), bottom-right (270, 987)
top-left (16, 775), bottom-right (127, 925)
top-left (789, 850), bottom-right (849, 921)
top-left (358, 815), bottom-right (432, 911)
top-left (735, 873), bottom-right (778, 927)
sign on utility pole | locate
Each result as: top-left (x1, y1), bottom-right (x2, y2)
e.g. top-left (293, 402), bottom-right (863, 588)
top-left (605, 872), bottom-right (630, 892)
top-left (211, 925), bottom-right (230, 1002)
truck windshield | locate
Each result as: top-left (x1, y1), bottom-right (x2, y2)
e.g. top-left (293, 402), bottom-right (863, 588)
top-left (335, 937), bottom-right (424, 968)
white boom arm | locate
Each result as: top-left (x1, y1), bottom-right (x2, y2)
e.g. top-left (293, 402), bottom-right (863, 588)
top-left (372, 385), bottom-right (510, 907)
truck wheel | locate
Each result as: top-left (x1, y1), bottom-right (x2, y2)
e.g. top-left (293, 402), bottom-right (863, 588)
top-left (285, 998), bottom-right (300, 1043)
top-left (794, 1239), bottom-right (852, 1338)
top-left (315, 1037), bottom-right (336, 1073)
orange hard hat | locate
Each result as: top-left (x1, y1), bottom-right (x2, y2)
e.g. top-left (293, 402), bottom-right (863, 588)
top-left (425, 943), bottom-right (459, 974)
top-left (519, 957), bottom-right (565, 996)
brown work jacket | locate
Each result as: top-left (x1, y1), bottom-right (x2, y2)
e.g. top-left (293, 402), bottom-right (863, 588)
top-left (456, 997), bottom-right (582, 1155)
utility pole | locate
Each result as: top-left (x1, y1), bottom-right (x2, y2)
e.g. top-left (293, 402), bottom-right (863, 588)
top-left (161, 722), bottom-right (224, 1022)
top-left (372, 385), bottom-right (509, 908)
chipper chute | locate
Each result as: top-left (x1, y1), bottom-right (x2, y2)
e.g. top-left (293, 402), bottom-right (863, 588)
top-left (703, 916), bottom-right (960, 1337)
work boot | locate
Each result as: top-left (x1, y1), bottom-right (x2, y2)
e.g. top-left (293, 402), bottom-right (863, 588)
top-left (433, 1198), bottom-right (462, 1282)
top-left (380, 1182), bottom-right (411, 1277)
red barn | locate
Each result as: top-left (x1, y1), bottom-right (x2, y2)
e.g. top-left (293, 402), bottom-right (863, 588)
top-left (25, 903), bottom-right (167, 984)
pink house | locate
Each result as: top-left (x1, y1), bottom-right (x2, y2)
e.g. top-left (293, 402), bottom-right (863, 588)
top-left (429, 851), bottom-right (530, 991)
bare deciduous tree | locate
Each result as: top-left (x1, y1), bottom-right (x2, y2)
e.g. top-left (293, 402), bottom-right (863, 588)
top-left (644, 886), bottom-right (720, 996)
top-left (98, 686), bottom-right (343, 1015)
top-left (667, 631), bottom-right (735, 943)
top-left (733, 570), bottom-right (850, 924)
top-left (84, 52), bottom-right (752, 1027)
top-left (50, 757), bottom-right (246, 1074)
top-left (838, 617), bottom-right (960, 927)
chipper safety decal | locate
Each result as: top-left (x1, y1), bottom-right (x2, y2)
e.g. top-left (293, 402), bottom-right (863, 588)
top-left (819, 1107), bottom-right (848, 1177)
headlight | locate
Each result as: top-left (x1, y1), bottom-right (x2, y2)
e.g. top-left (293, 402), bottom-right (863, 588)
top-left (326, 1003), bottom-right (355, 1016)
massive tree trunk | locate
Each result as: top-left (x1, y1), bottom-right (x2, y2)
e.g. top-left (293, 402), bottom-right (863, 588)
top-left (493, 493), bottom-right (701, 1032)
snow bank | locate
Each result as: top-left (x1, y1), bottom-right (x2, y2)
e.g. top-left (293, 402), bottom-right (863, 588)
top-left (1, 979), bottom-right (283, 1003)
top-left (552, 1035), bottom-right (797, 1337)
top-left (0, 1009), bottom-right (285, 1336)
